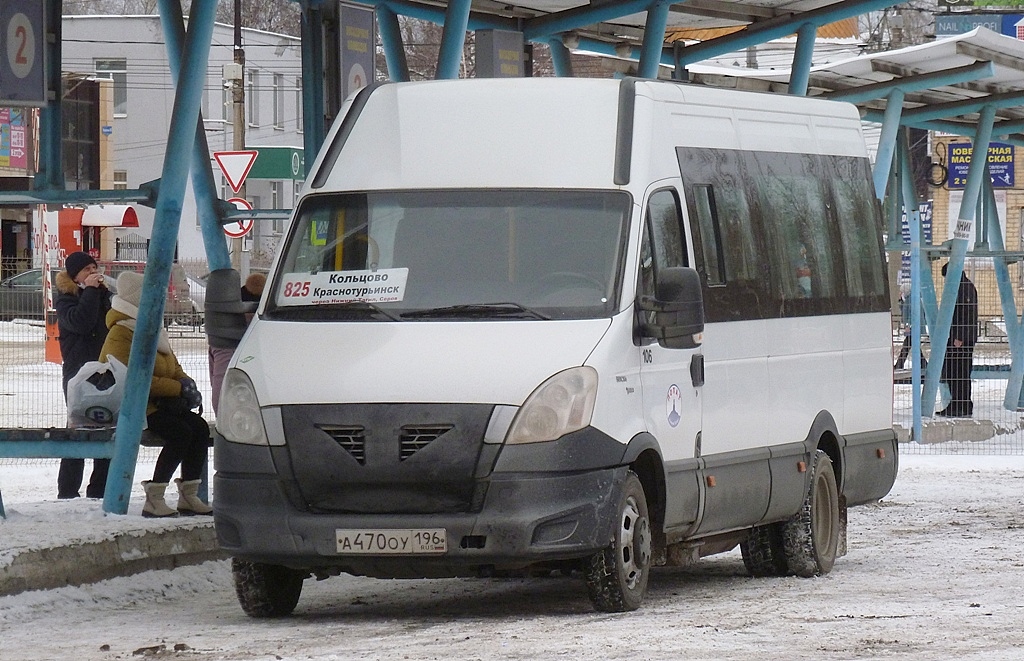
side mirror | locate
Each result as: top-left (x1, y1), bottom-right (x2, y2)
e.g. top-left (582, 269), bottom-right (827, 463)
top-left (638, 266), bottom-right (705, 349)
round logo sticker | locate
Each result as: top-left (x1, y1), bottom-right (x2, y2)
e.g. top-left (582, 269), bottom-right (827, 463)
top-left (666, 384), bottom-right (682, 428)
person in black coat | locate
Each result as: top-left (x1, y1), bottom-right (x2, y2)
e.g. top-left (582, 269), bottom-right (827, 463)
top-left (937, 263), bottom-right (978, 418)
top-left (55, 251), bottom-right (114, 498)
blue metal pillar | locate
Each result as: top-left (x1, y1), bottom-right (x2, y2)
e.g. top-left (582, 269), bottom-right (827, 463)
top-left (377, 4), bottom-right (410, 82)
top-left (158, 0), bottom-right (231, 272)
top-left (922, 105), bottom-right (996, 416)
top-left (897, 132), bottom-right (924, 442)
top-left (873, 89), bottom-right (904, 202)
top-left (788, 23), bottom-right (816, 96)
top-left (436, 0), bottom-right (472, 79)
top-left (548, 39), bottom-right (574, 77)
top-left (301, 2), bottom-right (327, 172)
top-left (103, 1), bottom-right (218, 515)
top-left (983, 174), bottom-right (1024, 409)
top-left (34, 0), bottom-right (63, 190)
top-left (637, 1), bottom-right (671, 80)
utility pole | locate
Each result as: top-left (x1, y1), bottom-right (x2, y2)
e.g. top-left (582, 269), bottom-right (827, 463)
top-left (232, 0), bottom-right (246, 273)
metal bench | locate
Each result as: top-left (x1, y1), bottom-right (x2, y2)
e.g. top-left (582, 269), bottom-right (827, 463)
top-left (0, 424), bottom-right (211, 518)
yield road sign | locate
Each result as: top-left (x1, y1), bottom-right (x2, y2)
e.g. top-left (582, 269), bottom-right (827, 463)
top-left (214, 150), bottom-right (258, 192)
top-left (224, 197), bottom-right (254, 238)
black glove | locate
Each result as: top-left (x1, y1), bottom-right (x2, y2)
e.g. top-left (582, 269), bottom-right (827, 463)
top-left (179, 377), bottom-right (202, 411)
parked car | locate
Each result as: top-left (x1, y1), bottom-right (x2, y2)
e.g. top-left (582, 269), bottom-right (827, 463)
top-left (0, 263), bottom-right (192, 324)
top-left (184, 272), bottom-right (206, 326)
top-left (0, 268), bottom-right (46, 320)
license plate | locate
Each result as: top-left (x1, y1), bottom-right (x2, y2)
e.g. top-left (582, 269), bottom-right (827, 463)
top-left (336, 529), bottom-right (447, 555)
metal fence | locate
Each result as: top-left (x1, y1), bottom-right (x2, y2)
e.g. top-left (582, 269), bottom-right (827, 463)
top-left (894, 260), bottom-right (1024, 455)
top-left (3, 260), bottom-right (1023, 464)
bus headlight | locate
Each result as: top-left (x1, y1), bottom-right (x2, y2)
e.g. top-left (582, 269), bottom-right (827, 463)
top-left (506, 367), bottom-right (598, 444)
top-left (217, 368), bottom-right (269, 446)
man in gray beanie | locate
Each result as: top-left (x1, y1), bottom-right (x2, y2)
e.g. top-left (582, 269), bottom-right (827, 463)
top-left (55, 251), bottom-right (112, 499)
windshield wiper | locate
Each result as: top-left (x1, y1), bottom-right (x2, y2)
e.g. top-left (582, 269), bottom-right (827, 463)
top-left (401, 302), bottom-right (549, 320)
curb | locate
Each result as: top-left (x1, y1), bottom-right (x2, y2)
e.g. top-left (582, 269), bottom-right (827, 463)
top-left (0, 523), bottom-right (225, 596)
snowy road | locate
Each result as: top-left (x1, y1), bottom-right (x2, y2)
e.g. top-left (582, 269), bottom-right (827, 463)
top-left (1, 454), bottom-right (1023, 661)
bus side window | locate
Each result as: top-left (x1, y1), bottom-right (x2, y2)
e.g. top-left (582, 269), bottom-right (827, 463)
top-left (692, 184), bottom-right (725, 285)
top-left (645, 188), bottom-right (688, 276)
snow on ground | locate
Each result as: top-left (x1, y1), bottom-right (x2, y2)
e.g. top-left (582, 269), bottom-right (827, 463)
top-left (0, 454), bottom-right (1022, 660)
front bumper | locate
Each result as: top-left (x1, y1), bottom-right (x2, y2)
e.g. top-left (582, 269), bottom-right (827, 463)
top-left (213, 439), bottom-right (628, 578)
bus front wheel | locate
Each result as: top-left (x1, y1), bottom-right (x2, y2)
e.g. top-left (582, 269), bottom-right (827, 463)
top-left (585, 471), bottom-right (652, 612)
top-left (232, 558), bottom-right (305, 618)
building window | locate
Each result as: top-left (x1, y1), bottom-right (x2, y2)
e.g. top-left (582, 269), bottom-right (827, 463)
top-left (247, 69), bottom-right (259, 127)
top-left (113, 170), bottom-right (128, 190)
top-left (95, 58), bottom-right (127, 116)
top-left (271, 180), bottom-right (281, 208)
top-left (295, 77), bottom-right (303, 134)
top-left (222, 85), bottom-right (230, 121)
top-left (273, 74), bottom-right (284, 129)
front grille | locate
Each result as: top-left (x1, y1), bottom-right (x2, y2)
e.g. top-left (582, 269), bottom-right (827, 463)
top-left (400, 424), bottom-right (453, 460)
top-left (318, 425), bottom-right (366, 464)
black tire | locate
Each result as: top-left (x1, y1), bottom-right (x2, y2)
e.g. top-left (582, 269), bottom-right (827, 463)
top-left (782, 450), bottom-right (840, 578)
top-left (232, 558), bottom-right (305, 618)
top-left (585, 471), bottom-right (652, 612)
top-left (740, 522), bottom-right (788, 577)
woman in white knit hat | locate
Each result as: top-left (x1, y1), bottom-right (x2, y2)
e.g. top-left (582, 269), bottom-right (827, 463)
top-left (99, 270), bottom-right (212, 517)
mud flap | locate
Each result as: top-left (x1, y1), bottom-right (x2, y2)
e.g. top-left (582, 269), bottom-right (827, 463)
top-left (837, 495), bottom-right (848, 558)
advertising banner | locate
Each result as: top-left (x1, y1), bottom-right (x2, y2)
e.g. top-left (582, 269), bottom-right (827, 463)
top-left (900, 202), bottom-right (933, 283)
top-left (947, 142), bottom-right (1015, 189)
top-left (339, 3), bottom-right (375, 102)
top-left (936, 12), bottom-right (1024, 38)
top-left (0, 108), bottom-right (28, 169)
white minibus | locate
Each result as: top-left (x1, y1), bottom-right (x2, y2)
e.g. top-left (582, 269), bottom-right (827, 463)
top-left (213, 78), bottom-right (898, 616)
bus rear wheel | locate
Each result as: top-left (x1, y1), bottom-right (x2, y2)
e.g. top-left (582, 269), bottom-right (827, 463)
top-left (585, 471), bottom-right (651, 612)
top-left (740, 522), bottom-right (788, 577)
top-left (782, 450), bottom-right (840, 577)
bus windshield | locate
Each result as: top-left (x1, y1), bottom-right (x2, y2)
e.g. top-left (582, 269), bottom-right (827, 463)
top-left (268, 189), bottom-right (631, 321)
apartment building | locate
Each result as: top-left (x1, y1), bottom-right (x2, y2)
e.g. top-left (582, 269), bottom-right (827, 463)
top-left (61, 15), bottom-right (306, 264)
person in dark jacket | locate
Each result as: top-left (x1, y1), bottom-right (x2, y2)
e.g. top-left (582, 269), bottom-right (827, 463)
top-left (206, 270), bottom-right (260, 416)
top-left (55, 251), bottom-right (114, 498)
top-left (937, 263), bottom-right (978, 417)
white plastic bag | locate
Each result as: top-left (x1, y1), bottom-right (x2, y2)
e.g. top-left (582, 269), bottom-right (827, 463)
top-left (67, 357), bottom-right (128, 425)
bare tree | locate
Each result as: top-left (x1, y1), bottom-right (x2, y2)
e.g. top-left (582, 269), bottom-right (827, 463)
top-left (861, 3), bottom-right (936, 52)
top-left (215, 0), bottom-right (300, 36)
top-left (62, 0), bottom-right (300, 36)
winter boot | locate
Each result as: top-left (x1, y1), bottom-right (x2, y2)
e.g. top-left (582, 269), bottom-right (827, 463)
top-left (175, 478), bottom-right (213, 516)
top-left (142, 481), bottom-right (179, 518)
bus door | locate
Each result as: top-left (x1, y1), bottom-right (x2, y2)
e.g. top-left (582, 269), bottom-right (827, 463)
top-left (637, 186), bottom-right (703, 530)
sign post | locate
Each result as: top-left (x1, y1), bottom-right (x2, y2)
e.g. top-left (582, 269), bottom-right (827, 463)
top-left (214, 150), bottom-right (258, 273)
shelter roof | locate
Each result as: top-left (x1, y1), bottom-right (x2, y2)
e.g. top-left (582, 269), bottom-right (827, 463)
top-left (491, 0), bottom-right (845, 31)
top-left (665, 17), bottom-right (859, 43)
top-left (688, 28), bottom-right (1024, 129)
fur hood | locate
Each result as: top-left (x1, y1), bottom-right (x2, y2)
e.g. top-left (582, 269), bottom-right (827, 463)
top-left (55, 270), bottom-right (81, 296)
